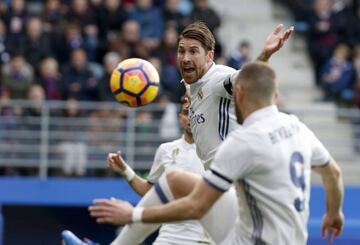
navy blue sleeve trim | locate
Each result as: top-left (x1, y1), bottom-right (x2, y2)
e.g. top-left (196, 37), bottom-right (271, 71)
top-left (210, 169), bottom-right (233, 184)
top-left (154, 183), bottom-right (169, 203)
top-left (223, 77), bottom-right (233, 95)
top-left (203, 177), bottom-right (228, 193)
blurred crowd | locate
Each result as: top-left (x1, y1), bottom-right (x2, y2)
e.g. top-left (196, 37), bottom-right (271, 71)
top-left (276, 0), bottom-right (360, 107)
top-left (0, 0), bottom-right (235, 105)
top-left (0, 0), bottom-right (253, 176)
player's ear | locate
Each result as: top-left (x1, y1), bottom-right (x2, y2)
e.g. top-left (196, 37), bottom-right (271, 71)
top-left (207, 50), bottom-right (214, 61)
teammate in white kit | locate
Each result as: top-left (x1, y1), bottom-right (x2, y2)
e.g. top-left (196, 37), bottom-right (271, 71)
top-left (89, 62), bottom-right (344, 244)
top-left (62, 97), bottom-right (212, 244)
top-left (108, 96), bottom-right (212, 245)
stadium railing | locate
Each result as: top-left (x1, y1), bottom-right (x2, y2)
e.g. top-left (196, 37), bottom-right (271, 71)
top-left (0, 100), bottom-right (177, 178)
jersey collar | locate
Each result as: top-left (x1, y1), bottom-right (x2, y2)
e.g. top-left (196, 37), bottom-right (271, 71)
top-left (242, 105), bottom-right (279, 127)
top-left (181, 134), bottom-right (196, 149)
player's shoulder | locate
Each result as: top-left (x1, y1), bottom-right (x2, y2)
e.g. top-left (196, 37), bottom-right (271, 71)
top-left (157, 138), bottom-right (183, 152)
top-left (212, 65), bottom-right (236, 76)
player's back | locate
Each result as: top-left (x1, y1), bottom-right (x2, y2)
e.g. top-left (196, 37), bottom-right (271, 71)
top-left (231, 106), bottom-right (328, 244)
top-left (189, 64), bottom-right (238, 167)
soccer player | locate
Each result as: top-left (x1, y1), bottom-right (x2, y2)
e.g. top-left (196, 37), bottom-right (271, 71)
top-left (62, 97), bottom-right (213, 244)
top-left (89, 62), bottom-right (344, 244)
top-left (65, 21), bottom-right (293, 244)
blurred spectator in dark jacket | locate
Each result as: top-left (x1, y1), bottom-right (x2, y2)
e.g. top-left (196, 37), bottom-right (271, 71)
top-left (3, 0), bottom-right (28, 55)
top-left (42, 0), bottom-right (65, 32)
top-left (308, 0), bottom-right (339, 86)
top-left (227, 40), bottom-right (251, 70)
top-left (129, 0), bottom-right (164, 50)
top-left (334, 1), bottom-right (360, 48)
top-left (1, 53), bottom-right (34, 99)
top-left (353, 46), bottom-right (360, 107)
top-left (96, 0), bottom-right (128, 43)
top-left (55, 22), bottom-right (85, 64)
top-left (189, 0), bottom-right (222, 56)
top-left (37, 57), bottom-right (63, 100)
top-left (320, 43), bottom-right (353, 102)
top-left (110, 20), bottom-right (140, 59)
top-left (62, 48), bottom-right (100, 101)
top-left (163, 0), bottom-right (185, 31)
top-left (99, 52), bottom-right (122, 101)
top-left (158, 25), bottom-right (178, 68)
top-left (66, 0), bottom-right (99, 61)
top-left (189, 0), bottom-right (220, 33)
top-left (0, 19), bottom-right (10, 65)
top-left (21, 16), bottom-right (53, 73)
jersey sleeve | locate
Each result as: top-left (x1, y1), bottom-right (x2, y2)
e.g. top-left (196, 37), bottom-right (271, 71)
top-left (212, 70), bottom-right (239, 99)
top-left (302, 123), bottom-right (331, 167)
top-left (203, 134), bottom-right (253, 192)
top-left (147, 144), bottom-right (173, 184)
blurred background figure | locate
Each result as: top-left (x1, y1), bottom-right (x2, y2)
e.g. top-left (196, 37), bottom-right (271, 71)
top-left (227, 40), bottom-right (251, 70)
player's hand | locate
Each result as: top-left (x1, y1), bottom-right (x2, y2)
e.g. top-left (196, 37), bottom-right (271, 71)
top-left (107, 151), bottom-right (127, 174)
top-left (259, 24), bottom-right (294, 61)
top-left (89, 198), bottom-right (134, 225)
top-left (321, 211), bottom-right (344, 243)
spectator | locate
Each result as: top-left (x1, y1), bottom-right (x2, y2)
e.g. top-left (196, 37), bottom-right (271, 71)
top-left (99, 52), bottom-right (122, 101)
top-left (58, 98), bottom-right (88, 176)
top-left (189, 0), bottom-right (222, 56)
top-left (110, 20), bottom-right (140, 58)
top-left (37, 57), bottom-right (63, 100)
top-left (129, 0), bottom-right (164, 49)
top-left (227, 40), bottom-right (251, 70)
top-left (96, 0), bottom-right (128, 43)
top-left (0, 18), bottom-right (10, 65)
top-left (62, 48), bottom-right (100, 101)
top-left (163, 0), bottom-right (185, 31)
top-left (42, 0), bottom-right (65, 32)
top-left (189, 0), bottom-right (221, 34)
top-left (353, 45), bottom-right (360, 107)
top-left (3, 0), bottom-right (28, 55)
top-left (66, 0), bottom-right (99, 61)
top-left (320, 43), bottom-right (353, 102)
top-left (1, 53), bottom-right (34, 99)
top-left (21, 16), bottom-right (53, 73)
top-left (55, 22), bottom-right (85, 64)
top-left (308, 0), bottom-right (339, 86)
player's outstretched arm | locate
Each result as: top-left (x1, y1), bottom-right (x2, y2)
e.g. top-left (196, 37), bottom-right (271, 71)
top-left (108, 151), bottom-right (152, 196)
top-left (88, 179), bottom-right (223, 225)
top-left (256, 24), bottom-right (294, 62)
top-left (313, 158), bottom-right (344, 243)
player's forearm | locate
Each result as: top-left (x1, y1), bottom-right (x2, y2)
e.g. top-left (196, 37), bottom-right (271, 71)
top-left (141, 196), bottom-right (205, 223)
top-left (322, 163), bottom-right (344, 214)
top-left (129, 176), bottom-right (153, 196)
top-left (256, 50), bottom-right (271, 63)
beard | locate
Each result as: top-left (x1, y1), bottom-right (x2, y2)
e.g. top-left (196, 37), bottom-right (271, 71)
top-left (235, 102), bottom-right (244, 124)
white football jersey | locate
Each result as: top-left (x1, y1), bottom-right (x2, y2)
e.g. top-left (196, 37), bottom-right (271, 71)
top-left (188, 63), bottom-right (239, 168)
top-left (147, 136), bottom-right (211, 244)
top-left (205, 105), bottom-right (330, 245)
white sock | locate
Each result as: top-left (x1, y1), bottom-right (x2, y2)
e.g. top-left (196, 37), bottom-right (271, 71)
top-left (110, 175), bottom-right (175, 245)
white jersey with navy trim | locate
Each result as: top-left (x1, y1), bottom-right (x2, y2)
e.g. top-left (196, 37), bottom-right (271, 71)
top-left (189, 63), bottom-right (239, 168)
top-left (147, 136), bottom-right (211, 244)
top-left (204, 105), bottom-right (330, 245)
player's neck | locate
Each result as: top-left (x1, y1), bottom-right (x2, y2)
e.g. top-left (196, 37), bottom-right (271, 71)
top-left (184, 132), bottom-right (194, 144)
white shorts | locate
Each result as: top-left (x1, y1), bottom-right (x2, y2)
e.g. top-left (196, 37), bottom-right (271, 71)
top-left (199, 186), bottom-right (238, 244)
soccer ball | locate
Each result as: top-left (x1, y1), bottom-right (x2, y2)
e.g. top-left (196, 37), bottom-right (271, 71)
top-left (110, 58), bottom-right (160, 107)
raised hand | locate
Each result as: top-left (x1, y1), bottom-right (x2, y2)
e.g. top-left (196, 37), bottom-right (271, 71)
top-left (258, 24), bottom-right (294, 61)
top-left (321, 212), bottom-right (344, 243)
top-left (89, 198), bottom-right (134, 225)
top-left (107, 151), bottom-right (127, 174)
